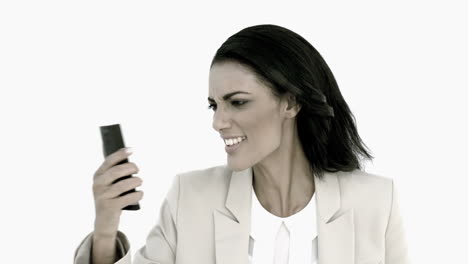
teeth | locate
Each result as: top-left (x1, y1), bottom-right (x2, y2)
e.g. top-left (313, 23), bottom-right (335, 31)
top-left (225, 136), bottom-right (246, 146)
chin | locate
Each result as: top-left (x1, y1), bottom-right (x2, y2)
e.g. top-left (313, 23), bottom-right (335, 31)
top-left (226, 158), bottom-right (252, 172)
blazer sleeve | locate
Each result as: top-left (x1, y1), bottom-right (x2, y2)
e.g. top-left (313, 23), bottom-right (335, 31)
top-left (133, 173), bottom-right (180, 263)
top-left (385, 179), bottom-right (411, 264)
top-left (73, 173), bottom-right (180, 264)
top-left (74, 230), bottom-right (131, 264)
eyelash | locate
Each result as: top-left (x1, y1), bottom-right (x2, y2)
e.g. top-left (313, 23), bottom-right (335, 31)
top-left (207, 100), bottom-right (247, 111)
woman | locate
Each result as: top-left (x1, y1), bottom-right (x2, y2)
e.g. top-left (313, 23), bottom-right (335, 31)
top-left (74, 24), bottom-right (410, 264)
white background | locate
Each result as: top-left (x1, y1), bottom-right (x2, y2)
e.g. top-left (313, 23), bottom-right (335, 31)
top-left (1, 1), bottom-right (467, 263)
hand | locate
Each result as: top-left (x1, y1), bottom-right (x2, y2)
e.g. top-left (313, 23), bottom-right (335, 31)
top-left (92, 147), bottom-right (143, 237)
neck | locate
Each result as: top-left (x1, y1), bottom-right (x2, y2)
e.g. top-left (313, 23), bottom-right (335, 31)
top-left (252, 123), bottom-right (315, 218)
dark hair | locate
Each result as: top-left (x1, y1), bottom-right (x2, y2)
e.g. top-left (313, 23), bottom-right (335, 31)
top-left (210, 24), bottom-right (374, 181)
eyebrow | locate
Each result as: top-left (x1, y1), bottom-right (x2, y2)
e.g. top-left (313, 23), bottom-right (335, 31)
top-left (207, 91), bottom-right (251, 102)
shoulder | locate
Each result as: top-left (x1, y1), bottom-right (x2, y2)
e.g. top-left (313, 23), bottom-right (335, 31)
top-left (335, 169), bottom-right (395, 212)
top-left (177, 164), bottom-right (231, 184)
top-left (177, 164), bottom-right (231, 178)
top-left (338, 169), bottom-right (393, 191)
top-left (174, 164), bottom-right (232, 197)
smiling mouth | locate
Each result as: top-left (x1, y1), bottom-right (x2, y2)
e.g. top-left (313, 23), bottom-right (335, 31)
top-left (224, 136), bottom-right (247, 147)
top-left (225, 137), bottom-right (247, 153)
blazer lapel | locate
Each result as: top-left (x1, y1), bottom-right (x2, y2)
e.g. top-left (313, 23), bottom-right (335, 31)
top-left (214, 167), bottom-right (253, 264)
top-left (213, 167), bottom-right (355, 264)
top-left (315, 171), bottom-right (355, 264)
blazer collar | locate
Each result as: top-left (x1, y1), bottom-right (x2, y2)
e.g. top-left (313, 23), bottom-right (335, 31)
top-left (213, 166), bottom-right (355, 264)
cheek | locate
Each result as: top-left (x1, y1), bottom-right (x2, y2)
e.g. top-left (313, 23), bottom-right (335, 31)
top-left (245, 111), bottom-right (282, 148)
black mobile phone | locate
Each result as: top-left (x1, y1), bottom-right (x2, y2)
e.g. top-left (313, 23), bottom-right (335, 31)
top-left (100, 124), bottom-right (140, 210)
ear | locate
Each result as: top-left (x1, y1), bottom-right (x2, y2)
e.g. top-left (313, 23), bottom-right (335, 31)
top-left (282, 94), bottom-right (302, 119)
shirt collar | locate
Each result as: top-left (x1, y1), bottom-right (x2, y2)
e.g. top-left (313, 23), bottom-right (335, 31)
top-left (250, 188), bottom-right (318, 240)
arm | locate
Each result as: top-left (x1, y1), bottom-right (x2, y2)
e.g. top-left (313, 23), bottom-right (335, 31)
top-left (132, 173), bottom-right (179, 263)
top-left (74, 173), bottom-right (180, 264)
top-left (385, 179), bottom-right (411, 264)
top-left (74, 230), bottom-right (130, 264)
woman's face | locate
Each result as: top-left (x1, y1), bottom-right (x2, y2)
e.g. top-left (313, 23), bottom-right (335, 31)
top-left (208, 61), bottom-right (292, 171)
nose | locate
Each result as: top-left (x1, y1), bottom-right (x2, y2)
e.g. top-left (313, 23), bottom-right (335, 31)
top-left (212, 108), bottom-right (231, 132)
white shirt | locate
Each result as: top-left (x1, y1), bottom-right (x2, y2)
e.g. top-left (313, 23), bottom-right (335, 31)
top-left (249, 187), bottom-right (318, 263)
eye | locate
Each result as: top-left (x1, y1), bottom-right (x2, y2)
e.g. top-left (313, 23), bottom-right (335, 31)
top-left (231, 100), bottom-right (247, 107)
top-left (207, 103), bottom-right (217, 111)
top-left (207, 100), bottom-right (248, 111)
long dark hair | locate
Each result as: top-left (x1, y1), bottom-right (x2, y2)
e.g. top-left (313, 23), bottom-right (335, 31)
top-left (210, 24), bottom-right (374, 180)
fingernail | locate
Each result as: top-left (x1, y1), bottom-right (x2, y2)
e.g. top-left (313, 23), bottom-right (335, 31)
top-left (125, 147), bottom-right (133, 154)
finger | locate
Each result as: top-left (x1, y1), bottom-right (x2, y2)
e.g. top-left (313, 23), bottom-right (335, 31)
top-left (113, 191), bottom-right (144, 210)
top-left (104, 176), bottom-right (143, 199)
top-left (102, 162), bottom-right (140, 186)
top-left (94, 147), bottom-right (133, 179)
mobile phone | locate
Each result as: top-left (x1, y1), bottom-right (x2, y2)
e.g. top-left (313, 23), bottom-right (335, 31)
top-left (100, 123), bottom-right (140, 210)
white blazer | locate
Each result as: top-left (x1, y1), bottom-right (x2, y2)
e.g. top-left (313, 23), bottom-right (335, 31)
top-left (74, 165), bottom-right (410, 264)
